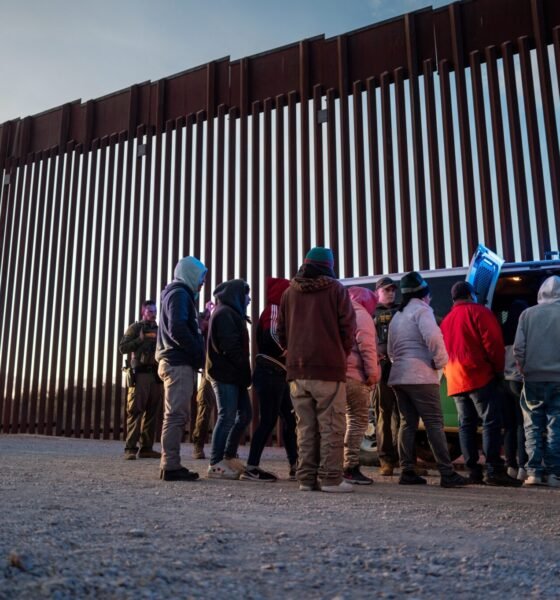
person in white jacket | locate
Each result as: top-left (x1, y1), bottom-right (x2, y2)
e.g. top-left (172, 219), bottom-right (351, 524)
top-left (513, 275), bottom-right (560, 488)
top-left (388, 272), bottom-right (467, 488)
top-left (343, 286), bottom-right (380, 485)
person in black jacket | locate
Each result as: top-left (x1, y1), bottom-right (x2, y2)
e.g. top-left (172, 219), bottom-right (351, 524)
top-left (156, 256), bottom-right (207, 482)
top-left (206, 279), bottom-right (252, 479)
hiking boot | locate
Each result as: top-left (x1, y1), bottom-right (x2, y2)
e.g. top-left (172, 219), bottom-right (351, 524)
top-left (415, 466), bottom-right (429, 476)
top-left (399, 470), bottom-right (427, 485)
top-left (467, 470), bottom-right (485, 485)
top-left (160, 467), bottom-right (199, 482)
top-left (240, 467), bottom-right (278, 482)
top-left (379, 461), bottom-right (394, 476)
top-left (321, 481), bottom-right (354, 493)
top-left (440, 472), bottom-right (469, 488)
top-left (343, 465), bottom-right (373, 485)
top-left (192, 446), bottom-right (206, 460)
top-left (224, 457), bottom-right (245, 474)
top-left (207, 461), bottom-right (240, 480)
top-left (288, 464), bottom-right (297, 481)
top-left (484, 471), bottom-right (523, 487)
top-left (124, 449), bottom-right (137, 460)
top-left (138, 448), bottom-right (161, 459)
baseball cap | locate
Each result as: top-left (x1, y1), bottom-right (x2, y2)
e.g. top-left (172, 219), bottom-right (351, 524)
top-left (376, 277), bottom-right (397, 291)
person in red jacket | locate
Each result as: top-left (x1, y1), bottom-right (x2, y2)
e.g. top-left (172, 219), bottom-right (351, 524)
top-left (440, 281), bottom-right (521, 487)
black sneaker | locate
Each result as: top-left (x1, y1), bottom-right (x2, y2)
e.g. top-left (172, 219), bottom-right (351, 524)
top-left (138, 448), bottom-right (161, 459)
top-left (288, 464), bottom-right (297, 480)
top-left (160, 467), bottom-right (200, 482)
top-left (344, 466), bottom-right (373, 485)
top-left (441, 472), bottom-right (469, 488)
top-left (467, 469), bottom-right (485, 485)
top-left (240, 467), bottom-right (278, 482)
top-left (484, 471), bottom-right (523, 487)
top-left (399, 470), bottom-right (427, 485)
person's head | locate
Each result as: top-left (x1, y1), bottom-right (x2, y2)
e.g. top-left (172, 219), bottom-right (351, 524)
top-left (376, 277), bottom-right (397, 306)
top-left (173, 256), bottom-right (207, 299)
top-left (301, 246), bottom-right (336, 278)
top-left (348, 286), bottom-right (377, 314)
top-left (451, 281), bottom-right (475, 303)
top-left (141, 300), bottom-right (157, 322)
top-left (399, 271), bottom-right (431, 311)
top-left (213, 279), bottom-right (250, 316)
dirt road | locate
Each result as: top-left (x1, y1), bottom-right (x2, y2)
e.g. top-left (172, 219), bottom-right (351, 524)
top-left (1, 435), bottom-right (559, 599)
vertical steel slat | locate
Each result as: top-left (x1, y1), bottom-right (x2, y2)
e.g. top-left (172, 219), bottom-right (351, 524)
top-left (366, 77), bottom-right (383, 274)
top-left (239, 59), bottom-right (249, 281)
top-left (192, 111), bottom-right (205, 265)
top-left (469, 51), bottom-right (498, 253)
top-left (501, 42), bottom-right (532, 260)
top-left (214, 106), bottom-right (226, 280)
top-left (20, 154), bottom-right (41, 433)
top-left (226, 109), bottom-right (237, 280)
top-left (518, 36), bottom-right (550, 256)
top-left (326, 89), bottom-right (339, 267)
top-left (110, 133), bottom-right (127, 440)
top-left (149, 127), bottom-right (163, 299)
top-left (72, 145), bottom-right (91, 437)
top-left (299, 41), bottom-right (311, 256)
top-left (182, 115), bottom-right (194, 259)
top-left (449, 3), bottom-right (477, 255)
top-left (161, 120), bottom-right (174, 285)
top-left (380, 73), bottom-right (398, 274)
top-left (1, 158), bottom-right (25, 432)
top-left (99, 135), bottom-right (118, 439)
top-left (204, 66), bottom-right (216, 298)
top-left (263, 99), bottom-right (273, 279)
top-left (531, 0), bottom-right (560, 231)
top-left (554, 27), bottom-right (560, 94)
top-left (173, 117), bottom-right (185, 267)
top-left (485, 46), bottom-right (520, 260)
top-left (312, 85), bottom-right (325, 248)
top-left (352, 81), bottom-right (368, 275)
top-left (405, 13), bottom-right (429, 269)
top-left (337, 36), bottom-right (353, 276)
top-left (275, 95), bottom-right (286, 277)
top-left (90, 137), bottom-right (109, 439)
top-left (136, 125), bottom-right (150, 303)
top-left (394, 67), bottom-right (413, 272)
top-left (438, 60), bottom-right (462, 265)
top-left (52, 142), bottom-right (76, 436)
top-left (37, 150), bottom-right (58, 435)
top-left (422, 61), bottom-right (445, 268)
top-left (287, 91), bottom-right (298, 277)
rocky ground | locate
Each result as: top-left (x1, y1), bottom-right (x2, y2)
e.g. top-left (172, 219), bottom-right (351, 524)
top-left (1, 434), bottom-right (559, 599)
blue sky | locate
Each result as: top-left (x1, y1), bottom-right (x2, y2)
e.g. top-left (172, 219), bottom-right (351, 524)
top-left (0, 0), bottom-right (453, 123)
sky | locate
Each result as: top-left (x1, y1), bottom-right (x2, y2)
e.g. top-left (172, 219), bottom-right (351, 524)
top-left (0, 0), bottom-right (454, 123)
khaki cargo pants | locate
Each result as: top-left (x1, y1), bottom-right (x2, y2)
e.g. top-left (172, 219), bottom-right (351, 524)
top-left (290, 379), bottom-right (346, 487)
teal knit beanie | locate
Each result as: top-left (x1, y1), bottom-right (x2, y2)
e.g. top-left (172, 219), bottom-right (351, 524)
top-left (304, 247), bottom-right (334, 268)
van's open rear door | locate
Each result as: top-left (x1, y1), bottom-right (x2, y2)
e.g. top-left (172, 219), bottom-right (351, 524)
top-left (466, 244), bottom-right (504, 307)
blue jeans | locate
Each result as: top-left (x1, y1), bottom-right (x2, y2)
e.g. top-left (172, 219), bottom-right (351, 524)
top-left (520, 382), bottom-right (560, 477)
top-left (453, 379), bottom-right (504, 476)
top-left (209, 381), bottom-right (252, 465)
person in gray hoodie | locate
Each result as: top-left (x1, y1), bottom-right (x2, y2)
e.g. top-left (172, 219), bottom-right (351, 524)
top-left (513, 275), bottom-right (560, 488)
top-left (156, 256), bottom-right (208, 482)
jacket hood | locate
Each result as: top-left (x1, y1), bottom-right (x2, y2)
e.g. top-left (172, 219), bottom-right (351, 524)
top-left (213, 279), bottom-right (250, 316)
top-left (161, 280), bottom-right (193, 302)
top-left (291, 275), bottom-right (337, 293)
top-left (173, 257), bottom-right (207, 298)
top-left (266, 277), bottom-right (290, 305)
top-left (537, 276), bottom-right (560, 304)
top-left (348, 286), bottom-right (378, 315)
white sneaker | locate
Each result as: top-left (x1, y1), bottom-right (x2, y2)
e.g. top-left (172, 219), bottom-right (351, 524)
top-left (507, 467), bottom-right (518, 479)
top-left (547, 474), bottom-right (560, 488)
top-left (224, 457), bottom-right (245, 474)
top-left (207, 461), bottom-right (240, 480)
top-left (524, 475), bottom-right (544, 486)
top-left (321, 481), bottom-right (354, 493)
top-left (517, 467), bottom-right (528, 481)
top-left (299, 484), bottom-right (315, 492)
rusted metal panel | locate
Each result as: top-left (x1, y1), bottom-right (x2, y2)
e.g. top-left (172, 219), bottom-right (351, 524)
top-left (262, 99), bottom-right (273, 279)
top-left (275, 95), bottom-right (286, 277)
top-left (299, 41), bottom-right (311, 256)
top-left (287, 91), bottom-right (298, 277)
top-left (352, 81), bottom-right (368, 276)
top-left (214, 106), bottom-right (226, 282)
top-left (312, 85), bottom-right (325, 248)
top-left (326, 88), bottom-right (339, 270)
top-left (226, 108), bottom-right (237, 280)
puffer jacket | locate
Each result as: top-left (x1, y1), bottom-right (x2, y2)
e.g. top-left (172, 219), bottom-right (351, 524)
top-left (514, 276), bottom-right (560, 382)
top-left (206, 279), bottom-right (252, 387)
top-left (388, 298), bottom-right (448, 386)
top-left (440, 300), bottom-right (504, 395)
top-left (346, 287), bottom-right (380, 384)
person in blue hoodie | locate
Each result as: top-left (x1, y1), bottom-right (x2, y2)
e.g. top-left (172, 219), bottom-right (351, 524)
top-left (156, 256), bottom-right (207, 482)
top-left (206, 279), bottom-right (253, 479)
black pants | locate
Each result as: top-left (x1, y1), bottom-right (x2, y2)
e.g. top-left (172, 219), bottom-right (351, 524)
top-left (247, 363), bottom-right (298, 467)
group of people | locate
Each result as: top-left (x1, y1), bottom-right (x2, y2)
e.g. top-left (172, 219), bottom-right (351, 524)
top-left (118, 246), bottom-right (560, 492)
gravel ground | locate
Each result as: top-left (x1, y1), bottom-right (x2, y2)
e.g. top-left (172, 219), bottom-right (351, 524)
top-left (1, 434), bottom-right (559, 599)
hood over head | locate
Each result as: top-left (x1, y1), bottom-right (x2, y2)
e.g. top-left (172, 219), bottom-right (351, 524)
top-left (213, 279), bottom-right (250, 316)
top-left (266, 277), bottom-right (290, 305)
top-left (174, 256), bottom-right (207, 299)
top-left (537, 275), bottom-right (560, 304)
top-left (348, 286), bottom-right (378, 315)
